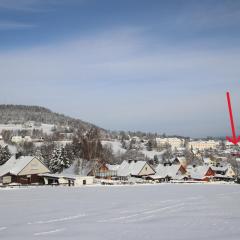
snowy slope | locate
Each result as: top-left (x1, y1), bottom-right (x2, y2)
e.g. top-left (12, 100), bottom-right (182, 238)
top-left (141, 149), bottom-right (166, 159)
top-left (0, 184), bottom-right (240, 240)
top-left (102, 140), bottom-right (127, 154)
top-left (102, 140), bottom-right (165, 159)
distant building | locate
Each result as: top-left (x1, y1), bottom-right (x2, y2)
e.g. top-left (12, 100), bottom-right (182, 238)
top-left (188, 140), bottom-right (220, 151)
top-left (11, 136), bottom-right (23, 144)
top-left (156, 138), bottom-right (184, 149)
top-left (11, 136), bottom-right (32, 144)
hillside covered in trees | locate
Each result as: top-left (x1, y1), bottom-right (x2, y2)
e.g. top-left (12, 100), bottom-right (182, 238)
top-left (0, 105), bottom-right (98, 131)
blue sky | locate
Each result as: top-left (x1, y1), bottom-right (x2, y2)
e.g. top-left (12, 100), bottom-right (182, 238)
top-left (1, 0), bottom-right (240, 137)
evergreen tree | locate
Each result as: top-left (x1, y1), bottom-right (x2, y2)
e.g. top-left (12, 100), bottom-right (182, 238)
top-left (49, 147), bottom-right (71, 173)
top-left (0, 145), bottom-right (11, 165)
top-left (49, 148), bottom-right (62, 173)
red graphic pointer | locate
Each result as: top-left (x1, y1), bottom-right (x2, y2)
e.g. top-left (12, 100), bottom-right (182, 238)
top-left (226, 92), bottom-right (240, 145)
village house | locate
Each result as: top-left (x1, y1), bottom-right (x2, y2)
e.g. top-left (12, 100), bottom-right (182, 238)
top-left (187, 165), bottom-right (215, 181)
top-left (154, 163), bottom-right (188, 182)
top-left (211, 164), bottom-right (236, 181)
top-left (117, 160), bottom-right (155, 180)
top-left (94, 164), bottom-right (119, 179)
top-left (0, 154), bottom-right (50, 185)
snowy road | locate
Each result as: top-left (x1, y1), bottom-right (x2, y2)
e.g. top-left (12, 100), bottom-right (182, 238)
top-left (0, 184), bottom-right (240, 240)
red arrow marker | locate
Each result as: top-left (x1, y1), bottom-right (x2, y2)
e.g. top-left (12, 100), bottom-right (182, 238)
top-left (226, 92), bottom-right (240, 145)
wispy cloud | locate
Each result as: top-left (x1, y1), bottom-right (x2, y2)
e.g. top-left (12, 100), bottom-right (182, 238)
top-left (0, 21), bottom-right (34, 30)
top-left (0, 0), bottom-right (83, 12)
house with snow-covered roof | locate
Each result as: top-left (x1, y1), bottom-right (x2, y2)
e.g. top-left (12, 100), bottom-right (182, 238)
top-left (187, 165), bottom-right (214, 181)
top-left (211, 164), bottom-right (236, 181)
top-left (117, 160), bottom-right (155, 179)
top-left (0, 154), bottom-right (50, 185)
top-left (155, 163), bottom-right (187, 181)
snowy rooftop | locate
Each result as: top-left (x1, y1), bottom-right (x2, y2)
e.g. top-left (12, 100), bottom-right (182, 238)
top-left (155, 164), bottom-right (186, 179)
top-left (187, 165), bottom-right (213, 180)
top-left (117, 160), bottom-right (148, 177)
top-left (106, 164), bottom-right (120, 171)
top-left (0, 156), bottom-right (35, 177)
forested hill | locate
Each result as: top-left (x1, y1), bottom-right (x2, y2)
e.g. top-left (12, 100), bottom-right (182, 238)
top-left (0, 104), bottom-right (99, 131)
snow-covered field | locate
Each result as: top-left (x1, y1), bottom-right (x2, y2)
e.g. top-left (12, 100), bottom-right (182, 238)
top-left (0, 184), bottom-right (240, 240)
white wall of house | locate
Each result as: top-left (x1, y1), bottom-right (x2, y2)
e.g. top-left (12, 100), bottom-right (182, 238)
top-left (225, 166), bottom-right (236, 178)
top-left (139, 163), bottom-right (155, 176)
top-left (19, 158), bottom-right (50, 176)
top-left (74, 176), bottom-right (94, 186)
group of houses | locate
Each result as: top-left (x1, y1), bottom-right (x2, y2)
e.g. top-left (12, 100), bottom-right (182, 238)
top-left (94, 157), bottom-right (236, 183)
top-left (0, 153), bottom-right (237, 187)
top-left (0, 154), bottom-right (94, 187)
